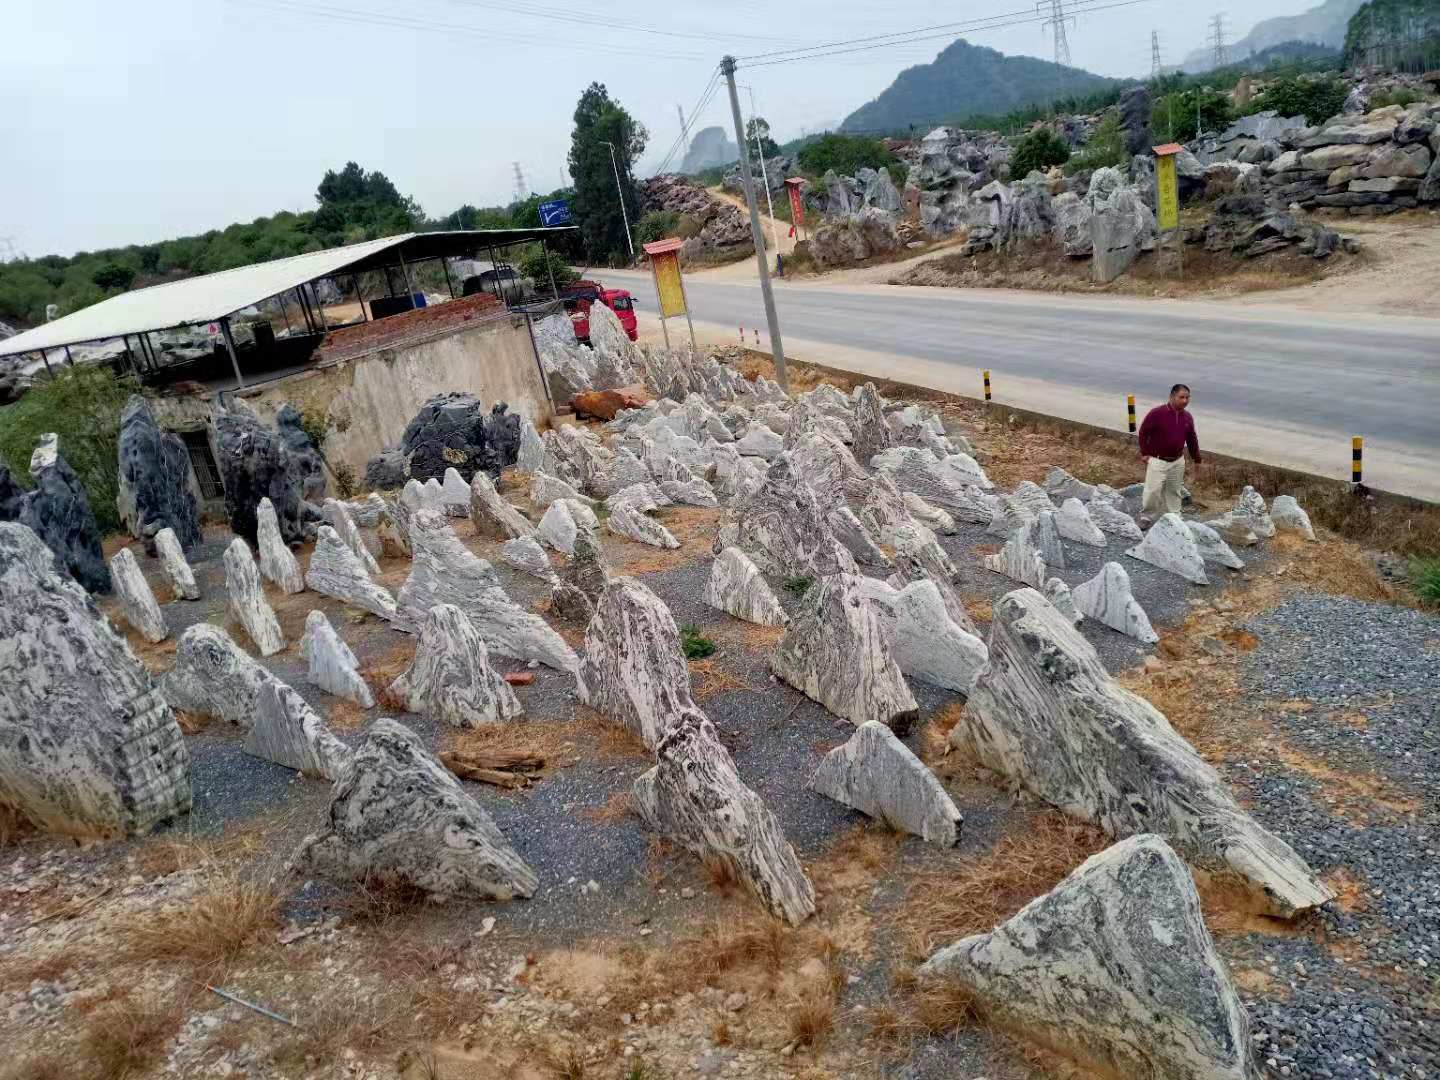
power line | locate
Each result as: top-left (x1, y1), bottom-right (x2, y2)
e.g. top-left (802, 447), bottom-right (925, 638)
top-left (650, 65), bottom-right (723, 176)
top-left (437, 0), bottom-right (805, 46)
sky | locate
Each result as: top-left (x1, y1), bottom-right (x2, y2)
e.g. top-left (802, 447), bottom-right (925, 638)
top-left (2, 0), bottom-right (1320, 258)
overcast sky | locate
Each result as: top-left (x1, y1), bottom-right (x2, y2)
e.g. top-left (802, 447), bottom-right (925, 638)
top-left (3, 0), bottom-right (1316, 258)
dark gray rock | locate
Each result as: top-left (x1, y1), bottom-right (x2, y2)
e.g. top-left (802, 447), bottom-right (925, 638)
top-left (1118, 84), bottom-right (1153, 157)
top-left (364, 447), bottom-right (407, 490)
top-left (0, 435), bottom-right (111, 593)
top-left (275, 404), bottom-right (327, 501)
top-left (399, 395), bottom-right (521, 486)
top-left (116, 396), bottom-right (202, 552)
top-left (212, 406), bottom-right (305, 545)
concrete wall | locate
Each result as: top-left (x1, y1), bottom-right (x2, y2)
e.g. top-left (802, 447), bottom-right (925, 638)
top-left (151, 313), bottom-right (551, 491)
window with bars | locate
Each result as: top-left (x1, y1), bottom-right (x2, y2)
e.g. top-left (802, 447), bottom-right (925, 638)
top-left (179, 429), bottom-right (225, 500)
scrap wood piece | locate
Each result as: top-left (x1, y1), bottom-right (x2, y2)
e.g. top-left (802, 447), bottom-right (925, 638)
top-left (440, 748), bottom-right (548, 789)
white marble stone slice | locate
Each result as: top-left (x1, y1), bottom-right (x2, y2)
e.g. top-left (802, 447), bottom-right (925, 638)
top-left (257, 497), bottom-right (305, 594)
top-left (499, 536), bottom-right (557, 582)
top-left (1055, 497), bottom-right (1107, 547)
top-left (1073, 562), bottom-right (1159, 643)
top-left (536, 498), bottom-right (598, 556)
top-left (324, 498), bottom-right (381, 575)
top-left (110, 547), bottom-right (168, 643)
top-left (1186, 520), bottom-right (1244, 570)
top-left (1269, 495), bottom-right (1316, 541)
top-left (703, 546), bottom-right (788, 627)
top-left (300, 610), bottom-right (374, 707)
top-left (1044, 576), bottom-right (1084, 626)
top-left (1088, 495), bottom-right (1145, 542)
top-left (1126, 513), bottom-right (1208, 585)
top-left (530, 471), bottom-right (595, 510)
top-left (440, 467), bottom-right (472, 518)
top-left (159, 623), bottom-right (272, 727)
top-left (391, 604), bottom-right (523, 727)
top-left (889, 580), bottom-right (987, 694)
top-left (1034, 509), bottom-right (1066, 570)
top-left (469, 470), bottom-right (534, 540)
top-left (305, 526), bottom-right (400, 622)
top-left (154, 527), bottom-right (200, 600)
top-left (1044, 466), bottom-right (1097, 502)
top-left (809, 720), bottom-right (961, 846)
top-left (983, 522), bottom-right (1047, 588)
top-left (245, 680), bottom-right (350, 780)
top-left (224, 538), bottom-right (284, 655)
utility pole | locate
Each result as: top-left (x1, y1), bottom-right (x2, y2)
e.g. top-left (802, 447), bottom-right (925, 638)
top-left (675, 103), bottom-right (691, 159)
top-left (1209, 14), bottom-right (1228, 70)
top-left (1040, 0), bottom-right (1075, 102)
top-left (722, 55), bottom-right (787, 392)
top-left (601, 140), bottom-right (635, 263)
top-left (1150, 30), bottom-right (1163, 79)
top-left (742, 85), bottom-right (782, 264)
top-left (512, 162), bottom-right (528, 202)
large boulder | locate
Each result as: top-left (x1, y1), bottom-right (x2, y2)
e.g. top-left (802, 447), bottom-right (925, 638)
top-left (1089, 177), bottom-right (1156, 284)
top-left (951, 588), bottom-right (1334, 918)
top-left (703, 546), bottom-right (788, 627)
top-left (159, 623), bottom-right (271, 727)
top-left (116, 396), bottom-right (202, 552)
top-left (306, 525), bottom-right (399, 622)
top-left (398, 395), bottom-right (521, 485)
top-left (1052, 191), bottom-right (1093, 257)
top-left (274, 403), bottom-right (327, 501)
top-left (1118, 84), bottom-right (1153, 157)
top-left (920, 835), bottom-right (1255, 1080)
top-left (0, 434), bottom-right (111, 593)
top-left (295, 718), bottom-right (538, 901)
top-left (718, 457), bottom-right (859, 580)
top-left (0, 522), bottom-right (190, 838)
top-left (810, 720), bottom-right (961, 846)
top-left (212, 404), bottom-right (306, 545)
top-left (300, 610), bottom-right (374, 708)
top-left (634, 710), bottom-right (816, 925)
top-left (391, 604), bottom-right (523, 727)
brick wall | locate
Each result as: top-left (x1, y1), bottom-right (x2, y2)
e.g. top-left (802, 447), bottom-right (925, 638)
top-left (316, 292), bottom-right (505, 363)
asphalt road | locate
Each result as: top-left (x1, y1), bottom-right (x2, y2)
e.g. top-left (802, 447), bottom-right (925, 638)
top-left (607, 269), bottom-right (1440, 501)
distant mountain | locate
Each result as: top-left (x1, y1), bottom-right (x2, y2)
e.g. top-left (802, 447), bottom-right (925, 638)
top-left (680, 127), bottom-right (738, 173)
top-left (1179, 0), bottom-right (1366, 72)
top-left (840, 39), bottom-right (1116, 134)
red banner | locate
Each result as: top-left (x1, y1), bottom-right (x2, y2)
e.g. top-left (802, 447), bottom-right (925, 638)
top-left (785, 180), bottom-right (804, 238)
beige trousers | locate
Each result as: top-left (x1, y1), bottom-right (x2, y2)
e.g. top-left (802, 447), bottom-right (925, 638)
top-left (1142, 455), bottom-right (1186, 517)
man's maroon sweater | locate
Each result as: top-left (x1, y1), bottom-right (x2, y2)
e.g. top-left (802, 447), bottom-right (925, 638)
top-left (1138, 404), bottom-right (1201, 463)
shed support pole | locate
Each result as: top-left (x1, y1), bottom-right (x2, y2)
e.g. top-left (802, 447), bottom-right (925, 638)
top-left (442, 258), bottom-right (456, 299)
top-left (310, 283), bottom-right (328, 332)
top-left (353, 274), bottom-right (369, 320)
top-left (220, 317), bottom-right (245, 389)
top-left (542, 235), bottom-right (559, 302)
top-left (398, 251), bottom-right (417, 304)
top-left (38, 350), bottom-right (55, 379)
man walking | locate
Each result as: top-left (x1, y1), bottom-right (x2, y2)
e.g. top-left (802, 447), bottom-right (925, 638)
top-left (1138, 383), bottom-right (1201, 521)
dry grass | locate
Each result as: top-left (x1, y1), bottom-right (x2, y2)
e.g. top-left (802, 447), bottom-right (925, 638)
top-left (608, 507), bottom-right (720, 575)
top-left (0, 802), bottom-right (30, 848)
top-left (581, 789), bottom-right (634, 825)
top-left (445, 719), bottom-right (584, 773)
top-left (112, 867), bottom-right (282, 973)
top-left (172, 708), bottom-right (208, 735)
top-left (4, 989), bottom-right (189, 1080)
top-left (689, 658), bottom-right (754, 700)
top-left (328, 698), bottom-right (370, 729)
top-left (870, 976), bottom-right (981, 1043)
top-left (787, 995), bottom-right (834, 1048)
top-left (894, 811), bottom-right (1107, 962)
top-left (359, 638), bottom-right (417, 710)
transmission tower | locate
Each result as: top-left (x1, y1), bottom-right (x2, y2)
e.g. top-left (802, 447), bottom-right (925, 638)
top-left (1040, 0), bottom-right (1074, 67)
top-left (1209, 14), bottom-right (1228, 69)
top-left (512, 162), bottom-right (528, 202)
top-left (675, 103), bottom-right (691, 158)
top-left (1150, 30), bottom-right (1163, 79)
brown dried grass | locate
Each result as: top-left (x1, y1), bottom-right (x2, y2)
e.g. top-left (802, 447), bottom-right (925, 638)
top-left (690, 658), bottom-right (754, 700)
top-left (582, 789), bottom-right (634, 825)
top-left (328, 698), bottom-right (370, 729)
top-left (360, 638), bottom-right (416, 711)
top-left (445, 719), bottom-right (584, 772)
top-left (112, 867), bottom-right (282, 973)
top-left (787, 995), bottom-right (834, 1048)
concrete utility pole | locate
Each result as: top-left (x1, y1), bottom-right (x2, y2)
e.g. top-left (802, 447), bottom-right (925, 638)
top-left (675, 103), bottom-right (691, 158)
top-left (1150, 30), bottom-right (1163, 79)
top-left (742, 85), bottom-right (782, 262)
top-left (601, 140), bottom-right (635, 262)
top-left (722, 55), bottom-right (787, 392)
top-left (513, 162), bottom-right (528, 202)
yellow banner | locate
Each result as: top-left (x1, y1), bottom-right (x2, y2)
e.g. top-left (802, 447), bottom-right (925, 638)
top-left (1156, 153), bottom-right (1179, 232)
top-left (652, 250), bottom-right (686, 318)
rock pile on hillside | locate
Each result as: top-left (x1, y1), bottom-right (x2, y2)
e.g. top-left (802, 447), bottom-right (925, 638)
top-left (640, 174), bottom-right (752, 259)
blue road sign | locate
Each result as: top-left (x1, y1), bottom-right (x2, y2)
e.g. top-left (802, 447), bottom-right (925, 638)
top-left (539, 199), bottom-right (572, 226)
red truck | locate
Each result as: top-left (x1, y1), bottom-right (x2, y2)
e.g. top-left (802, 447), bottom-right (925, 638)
top-left (563, 279), bottom-right (638, 345)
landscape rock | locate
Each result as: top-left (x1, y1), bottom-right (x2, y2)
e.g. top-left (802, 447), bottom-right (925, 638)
top-left (1232, 485), bottom-right (1276, 539)
top-left (398, 395), bottom-right (521, 485)
top-left (870, 447), bottom-right (993, 521)
top-left (0, 522), bottom-right (190, 838)
top-left (1087, 491), bottom-right (1144, 541)
top-left (295, 718), bottom-right (538, 900)
top-left (323, 498), bottom-right (380, 575)
top-left (1126, 513), bottom-right (1208, 585)
top-left (1054, 497), bottom-right (1106, 546)
top-left (245, 680), bottom-right (349, 780)
top-left (256, 497), bottom-right (305, 594)
top-left (983, 521), bottom-right (1048, 588)
top-left (1044, 467), bottom-right (1097, 502)
top-left (952, 588), bottom-right (1333, 917)
top-left (903, 492), bottom-right (957, 534)
top-left (1269, 495), bottom-right (1315, 541)
top-left (849, 383), bottom-right (894, 463)
top-left (109, 547), bottom-right (168, 643)
top-left (1187, 519), bottom-right (1244, 570)
top-left (158, 623), bottom-right (272, 727)
top-left (516, 418), bottom-right (548, 474)
top-left (771, 573), bottom-right (919, 733)
top-left (0, 435), bottom-right (111, 593)
top-left (703, 546), bottom-right (788, 627)
top-left (153, 527), bottom-right (199, 600)
top-left (391, 604), bottom-right (523, 727)
top-left (1073, 562), bottom-right (1158, 643)
top-left (536, 499), bottom-right (598, 556)
top-left (607, 486), bottom-right (680, 549)
top-left (225, 538), bottom-right (285, 656)
top-left (810, 720), bottom-right (961, 846)
top-left (440, 467), bottom-right (472, 518)
top-left (734, 423), bottom-right (784, 460)
top-left (884, 520), bottom-right (978, 634)
top-left (634, 711), bottom-right (816, 925)
top-left (116, 396), bottom-right (202, 552)
top-left (212, 404), bottom-right (306, 545)
top-left (1044, 576), bottom-right (1084, 626)
top-left (1033, 509), bottom-right (1066, 570)
top-left (363, 447), bottom-right (406, 490)
top-left (919, 834), bottom-right (1255, 1080)
top-left (887, 579), bottom-right (987, 693)
top-left (470, 471), bottom-right (533, 540)
top-left (274, 403), bottom-right (327, 501)
top-left (300, 610), bottom-right (374, 708)
top-left (719, 458), bottom-right (858, 579)
top-left (498, 536), bottom-right (556, 582)
top-left (305, 525), bottom-right (399, 622)
top-left (530, 471), bottom-right (593, 510)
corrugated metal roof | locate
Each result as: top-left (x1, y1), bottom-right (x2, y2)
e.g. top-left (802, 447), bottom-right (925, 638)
top-left (0, 228), bottom-right (574, 359)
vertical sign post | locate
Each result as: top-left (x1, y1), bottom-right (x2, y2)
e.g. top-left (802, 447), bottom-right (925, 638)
top-left (642, 237), bottom-right (696, 354)
top-left (1152, 143), bottom-right (1183, 278)
top-left (784, 177), bottom-right (807, 243)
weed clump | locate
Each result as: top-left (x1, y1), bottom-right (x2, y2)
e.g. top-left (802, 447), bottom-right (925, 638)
top-left (680, 624), bottom-right (716, 659)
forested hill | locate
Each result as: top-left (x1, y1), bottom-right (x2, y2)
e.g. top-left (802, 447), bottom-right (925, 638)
top-left (840, 39), bottom-right (1116, 133)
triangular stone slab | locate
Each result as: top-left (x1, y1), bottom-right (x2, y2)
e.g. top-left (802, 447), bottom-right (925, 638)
top-left (1073, 562), bottom-right (1158, 644)
top-left (245, 680), bottom-right (350, 780)
top-left (225, 538), bottom-right (284, 656)
top-left (257, 497), bottom-right (305, 594)
top-left (160, 623), bottom-right (273, 727)
top-left (1232, 486), bottom-right (1276, 538)
top-left (306, 525), bottom-right (399, 621)
top-left (1187, 520), bottom-right (1244, 570)
top-left (1055, 497), bottom-right (1106, 547)
top-left (470, 471), bottom-right (533, 540)
top-left (300, 610), bottom-right (375, 707)
top-left (703, 546), bottom-right (788, 627)
top-left (888, 579), bottom-right (987, 694)
top-left (983, 522), bottom-right (1047, 588)
top-left (536, 499), bottom-right (598, 556)
top-left (154, 527), bottom-right (200, 600)
top-left (110, 547), bottom-right (168, 643)
top-left (323, 498), bottom-right (381, 575)
top-left (391, 604), bottom-right (523, 727)
top-left (499, 536), bottom-right (556, 582)
top-left (1126, 513), bottom-right (1208, 585)
top-left (1088, 494), bottom-right (1144, 542)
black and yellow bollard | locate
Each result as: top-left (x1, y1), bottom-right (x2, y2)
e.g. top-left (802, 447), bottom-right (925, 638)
top-left (983, 370), bottom-right (992, 402)
top-left (1352, 436), bottom-right (1363, 484)
top-left (1127, 393), bottom-right (1137, 434)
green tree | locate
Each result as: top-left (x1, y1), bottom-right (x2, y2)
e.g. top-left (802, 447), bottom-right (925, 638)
top-left (796, 133), bottom-right (897, 177)
top-left (1065, 114), bottom-right (1126, 174)
top-left (1009, 128), bottom-right (1071, 178)
top-left (1246, 75), bottom-right (1348, 125)
top-left (745, 116), bottom-right (780, 159)
top-left (636, 210), bottom-right (681, 246)
top-left (568, 83), bottom-right (647, 264)
top-left (90, 262), bottom-right (136, 291)
top-left (518, 247), bottom-right (579, 290)
top-left (1151, 87), bottom-right (1233, 144)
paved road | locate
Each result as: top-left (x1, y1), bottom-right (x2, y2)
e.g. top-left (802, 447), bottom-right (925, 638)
top-left (608, 270), bottom-right (1440, 500)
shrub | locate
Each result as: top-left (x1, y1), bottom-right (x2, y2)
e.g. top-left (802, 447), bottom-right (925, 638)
top-left (680, 624), bottom-right (717, 660)
top-left (1368, 87), bottom-right (1423, 110)
top-left (1411, 558), bottom-right (1440, 604)
top-left (782, 575), bottom-right (813, 597)
top-left (1151, 87), bottom-right (1234, 144)
top-left (1009, 128), bottom-right (1071, 178)
top-left (517, 248), bottom-right (579, 290)
top-left (0, 365), bottom-right (139, 534)
top-left (796, 133), bottom-right (898, 178)
top-left (1247, 75), bottom-right (1348, 126)
top-left (1065, 114), bottom-right (1127, 174)
top-left (636, 210), bottom-right (681, 246)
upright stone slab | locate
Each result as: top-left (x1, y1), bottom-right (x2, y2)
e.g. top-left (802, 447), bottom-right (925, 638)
top-left (159, 623), bottom-right (274, 726)
top-left (888, 580), bottom-right (987, 695)
top-left (634, 711), bottom-right (816, 925)
top-left (772, 573), bottom-right (919, 733)
top-left (1204, 511), bottom-right (1260, 548)
top-left (536, 498), bottom-right (598, 556)
top-left (829, 505), bottom-right (890, 566)
top-left (499, 536), bottom-right (556, 582)
top-left (1044, 467), bottom-right (1098, 502)
top-left (116, 396), bottom-right (203, 553)
top-left (516, 417), bottom-right (548, 474)
top-left (295, 718), bottom-right (538, 901)
top-left (870, 447), bottom-right (993, 521)
top-left (719, 457), bottom-right (858, 580)
top-left (391, 604), bottom-right (523, 727)
top-left (212, 404), bottom-right (306, 545)
top-left (703, 546), bottom-right (788, 627)
top-left (440, 467), bottom-right (471, 518)
top-left (1044, 576), bottom-right (1084, 626)
top-left (1055, 497), bottom-right (1107, 546)
top-left (983, 521), bottom-right (1047, 588)
top-left (256, 497), bottom-right (305, 594)
top-left (245, 680), bottom-right (350, 780)
top-left (300, 610), bottom-right (374, 707)
top-left (850, 383), bottom-right (894, 462)
top-left (809, 720), bottom-right (961, 846)
top-left (154, 527), bottom-right (199, 600)
top-left (951, 588), bottom-right (1333, 918)
top-left (323, 498), bottom-right (380, 575)
top-left (1088, 494), bottom-right (1145, 542)
top-left (1232, 486), bottom-right (1276, 539)
top-left (0, 522), bottom-right (190, 839)
top-left (1126, 513), bottom-right (1208, 585)
top-left (885, 521), bottom-right (978, 635)
top-left (397, 510), bottom-right (577, 672)
top-left (1269, 495), bottom-right (1316, 541)
top-left (110, 547), bottom-right (168, 643)
top-left (1187, 520), bottom-right (1244, 570)
top-left (470, 470), bottom-right (533, 540)
top-left (530, 471), bottom-right (593, 510)
top-left (920, 835), bottom-right (1255, 1080)
top-left (576, 577), bottom-right (699, 750)
top-left (225, 538), bottom-right (285, 656)
top-left (607, 484), bottom-right (679, 549)
top-left (1034, 509), bottom-right (1066, 570)
top-left (1073, 562), bottom-right (1158, 643)
top-left (305, 526), bottom-right (399, 622)
top-left (3, 434), bottom-right (112, 593)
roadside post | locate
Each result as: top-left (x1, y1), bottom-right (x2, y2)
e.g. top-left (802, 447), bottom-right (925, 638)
top-left (1127, 393), bottom-right (1137, 434)
top-left (1153, 143), bottom-right (1183, 278)
top-left (1352, 436), bottom-right (1363, 485)
top-left (784, 177), bottom-right (807, 244)
top-left (642, 237), bottom-right (697, 354)
top-left (983, 370), bottom-right (992, 402)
